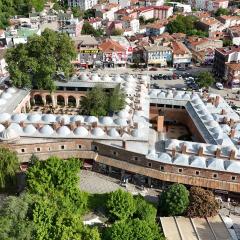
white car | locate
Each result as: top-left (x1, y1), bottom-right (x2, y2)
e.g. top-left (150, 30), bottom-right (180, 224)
top-left (216, 82), bottom-right (223, 90)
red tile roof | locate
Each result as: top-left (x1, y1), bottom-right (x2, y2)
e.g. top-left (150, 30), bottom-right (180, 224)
top-left (99, 39), bottom-right (126, 52)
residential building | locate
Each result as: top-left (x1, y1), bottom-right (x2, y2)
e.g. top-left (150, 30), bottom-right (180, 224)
top-left (171, 41), bottom-right (192, 68)
top-left (138, 7), bottom-right (155, 20)
top-left (121, 16), bottom-right (140, 34)
top-left (67, 0), bottom-right (98, 10)
top-left (168, 2), bottom-right (192, 12)
top-left (138, 0), bottom-right (165, 6)
top-left (213, 46), bottom-right (240, 81)
top-left (217, 15), bottom-right (240, 29)
top-left (95, 3), bottom-right (120, 21)
top-left (188, 0), bottom-right (229, 11)
top-left (225, 63), bottom-right (240, 88)
top-left (228, 26), bottom-right (240, 46)
top-left (106, 21), bottom-right (123, 35)
top-left (72, 35), bottom-right (101, 68)
top-left (0, 30), bottom-right (7, 48)
top-left (0, 49), bottom-right (7, 76)
top-left (99, 39), bottom-right (127, 67)
top-left (187, 37), bottom-right (223, 64)
top-left (88, 17), bottom-right (102, 29)
top-left (146, 22), bottom-right (166, 36)
top-left (154, 6), bottom-right (173, 19)
top-left (109, 0), bottom-right (130, 8)
top-left (143, 45), bottom-right (172, 67)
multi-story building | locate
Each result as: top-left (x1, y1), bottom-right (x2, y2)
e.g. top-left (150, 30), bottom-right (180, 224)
top-left (172, 41), bottom-right (192, 69)
top-left (146, 22), bottom-right (166, 36)
top-left (138, 6), bottom-right (173, 20)
top-left (143, 45), bottom-right (172, 67)
top-left (109, 0), bottom-right (130, 8)
top-left (217, 15), bottom-right (240, 29)
top-left (228, 26), bottom-right (240, 46)
top-left (0, 49), bottom-right (7, 76)
top-left (225, 63), bottom-right (240, 88)
top-left (95, 3), bottom-right (120, 21)
top-left (67, 0), bottom-right (98, 10)
top-left (213, 46), bottom-right (240, 80)
top-left (188, 0), bottom-right (228, 11)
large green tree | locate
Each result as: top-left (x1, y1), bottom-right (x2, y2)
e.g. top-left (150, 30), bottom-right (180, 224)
top-left (6, 28), bottom-right (76, 92)
top-left (215, 7), bottom-right (229, 16)
top-left (195, 71), bottom-right (215, 88)
top-left (0, 147), bottom-right (19, 189)
top-left (106, 189), bottom-right (136, 221)
top-left (159, 183), bottom-right (189, 216)
top-left (108, 85), bottom-right (125, 113)
top-left (187, 187), bottom-right (220, 218)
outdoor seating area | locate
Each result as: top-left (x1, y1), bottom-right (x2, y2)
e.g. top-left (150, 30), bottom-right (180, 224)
top-left (29, 105), bottom-right (80, 115)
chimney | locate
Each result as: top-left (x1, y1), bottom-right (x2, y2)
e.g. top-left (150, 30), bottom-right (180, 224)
top-left (172, 148), bottom-right (176, 157)
top-left (215, 96), bottom-right (220, 107)
top-left (19, 121), bottom-right (25, 128)
top-left (229, 150), bottom-right (236, 160)
top-left (221, 109), bottom-right (227, 115)
top-left (122, 140), bottom-right (127, 149)
top-left (181, 144), bottom-right (187, 154)
top-left (52, 123), bottom-right (59, 130)
top-left (198, 146), bottom-right (203, 156)
top-left (69, 123), bottom-right (75, 131)
top-left (230, 128), bottom-right (236, 138)
top-left (223, 116), bottom-right (228, 124)
top-left (229, 118), bottom-right (235, 127)
top-left (215, 148), bottom-right (221, 158)
top-left (92, 121), bottom-right (98, 128)
top-left (75, 120), bottom-right (81, 127)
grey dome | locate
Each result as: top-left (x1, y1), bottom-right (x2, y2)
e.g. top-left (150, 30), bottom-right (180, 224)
top-left (91, 127), bottom-right (105, 137)
top-left (0, 113), bottom-right (11, 122)
top-left (85, 116), bottom-right (98, 123)
top-left (225, 161), bottom-right (240, 174)
top-left (114, 118), bottom-right (128, 126)
top-left (27, 114), bottom-right (41, 122)
top-left (39, 125), bottom-right (54, 135)
top-left (183, 93), bottom-right (191, 100)
top-left (190, 156), bottom-right (206, 168)
top-left (71, 115), bottom-right (85, 122)
top-left (108, 128), bottom-right (120, 137)
top-left (23, 124), bottom-right (37, 134)
top-left (80, 73), bottom-right (88, 81)
top-left (173, 154), bottom-right (189, 166)
top-left (92, 74), bottom-right (100, 81)
top-left (56, 115), bottom-right (70, 124)
top-left (1, 92), bottom-right (12, 99)
top-left (131, 129), bottom-right (143, 138)
top-left (207, 158), bottom-right (225, 171)
top-left (0, 128), bottom-right (19, 141)
top-left (42, 114), bottom-right (56, 123)
top-left (57, 126), bottom-right (71, 136)
top-left (157, 91), bottom-right (166, 98)
top-left (6, 87), bottom-right (16, 94)
top-left (0, 124), bottom-right (5, 132)
top-left (118, 109), bottom-right (129, 118)
top-left (0, 99), bottom-right (6, 105)
top-left (99, 117), bottom-right (113, 125)
top-left (11, 113), bottom-right (27, 122)
top-left (9, 123), bottom-right (23, 133)
top-left (158, 153), bottom-right (172, 163)
top-left (73, 126), bottom-right (88, 136)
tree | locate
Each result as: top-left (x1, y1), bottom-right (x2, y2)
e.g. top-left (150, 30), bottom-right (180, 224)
top-left (6, 29), bottom-right (76, 92)
top-left (80, 85), bottom-right (108, 116)
top-left (111, 28), bottom-right (124, 36)
top-left (139, 16), bottom-right (145, 25)
top-left (187, 187), bottom-right (220, 218)
top-left (223, 39), bottom-right (232, 47)
top-left (106, 189), bottom-right (136, 221)
top-left (133, 195), bottom-right (157, 222)
top-left (72, 6), bottom-right (84, 18)
top-left (83, 9), bottom-right (95, 19)
top-left (0, 147), bottom-right (19, 189)
top-left (159, 183), bottom-right (189, 216)
top-left (195, 71), bottom-right (215, 88)
top-left (215, 7), bottom-right (229, 16)
top-left (81, 21), bottom-right (96, 35)
top-left (108, 85), bottom-right (125, 113)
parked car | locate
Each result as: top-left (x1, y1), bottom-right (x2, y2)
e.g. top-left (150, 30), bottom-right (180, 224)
top-left (216, 82), bottom-right (223, 90)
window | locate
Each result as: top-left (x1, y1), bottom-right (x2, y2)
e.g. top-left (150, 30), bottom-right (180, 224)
top-left (78, 145), bottom-right (82, 149)
top-left (21, 149), bottom-right (25, 153)
top-left (195, 171), bottom-right (200, 176)
top-left (112, 151), bottom-right (118, 156)
top-left (93, 145), bottom-right (98, 151)
top-left (61, 145), bottom-right (65, 150)
top-left (133, 156), bottom-right (138, 161)
top-left (178, 168), bottom-right (183, 173)
top-left (160, 166), bottom-right (164, 171)
top-left (48, 147), bottom-right (51, 151)
top-left (148, 162), bottom-right (152, 167)
top-left (36, 147), bottom-right (41, 152)
top-left (232, 176), bottom-right (236, 181)
top-left (213, 173), bottom-right (218, 179)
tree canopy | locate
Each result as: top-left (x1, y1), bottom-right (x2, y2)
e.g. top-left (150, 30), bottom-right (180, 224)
top-left (195, 71), bottom-right (215, 88)
top-left (111, 28), bottom-right (124, 36)
top-left (81, 21), bottom-right (104, 37)
top-left (6, 28), bottom-right (76, 92)
top-left (187, 187), bottom-right (220, 218)
top-left (159, 183), bottom-right (189, 216)
top-left (80, 85), bottom-right (125, 116)
top-left (0, 147), bottom-right (19, 189)
top-left (215, 7), bottom-right (229, 16)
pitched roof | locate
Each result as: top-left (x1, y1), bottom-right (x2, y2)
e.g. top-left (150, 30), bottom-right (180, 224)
top-left (172, 41), bottom-right (190, 55)
top-left (99, 39), bottom-right (126, 52)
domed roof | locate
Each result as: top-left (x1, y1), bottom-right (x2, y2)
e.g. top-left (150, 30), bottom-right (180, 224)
top-left (113, 75), bottom-right (123, 82)
top-left (91, 127), bottom-right (105, 137)
top-left (166, 91), bottom-right (173, 98)
top-left (157, 91), bottom-right (166, 98)
top-left (0, 113), bottom-right (11, 122)
top-left (102, 75), bottom-right (112, 82)
top-left (134, 110), bottom-right (144, 117)
top-left (149, 89), bottom-right (159, 97)
top-left (70, 115), bottom-right (84, 122)
top-left (207, 158), bottom-right (225, 171)
top-left (125, 75), bottom-right (134, 82)
top-left (197, 110), bottom-right (205, 116)
top-left (131, 129), bottom-right (143, 138)
top-left (1, 92), bottom-right (12, 99)
top-left (39, 125), bottom-right (54, 135)
top-left (202, 114), bottom-right (213, 121)
top-left (221, 124), bottom-right (231, 134)
top-left (0, 128), bottom-right (19, 141)
top-left (92, 74), bottom-right (100, 81)
top-left (225, 160), bottom-right (240, 173)
top-left (174, 92), bottom-right (183, 99)
top-left (183, 93), bottom-right (191, 100)
top-left (190, 156), bottom-right (206, 168)
top-left (80, 73), bottom-right (88, 81)
top-left (85, 116), bottom-right (98, 123)
top-left (9, 123), bottom-right (22, 133)
top-left (0, 124), bottom-right (5, 132)
top-left (57, 126), bottom-right (71, 136)
top-left (73, 126), bottom-right (88, 136)
top-left (0, 98), bottom-right (6, 105)
top-left (42, 114), bottom-right (56, 123)
top-left (206, 145), bottom-right (218, 153)
top-left (191, 93), bottom-right (198, 99)
top-left (27, 114), bottom-right (41, 122)
top-left (23, 124), bottom-right (36, 134)
top-left (99, 117), bottom-right (113, 125)
top-left (125, 98), bottom-right (132, 104)
top-left (6, 87), bottom-right (16, 94)
top-left (207, 120), bottom-right (218, 127)
top-left (56, 115), bottom-right (70, 124)
top-left (192, 98), bottom-right (202, 105)
top-left (158, 153), bottom-right (172, 163)
top-left (108, 128), bottom-right (120, 137)
top-left (165, 139), bottom-right (179, 149)
top-left (11, 113), bottom-right (27, 122)
top-left (173, 154), bottom-right (189, 166)
top-left (210, 126), bottom-right (221, 134)
top-left (114, 118), bottom-right (128, 126)
top-left (118, 109), bottom-right (129, 118)
top-left (222, 145), bottom-right (235, 156)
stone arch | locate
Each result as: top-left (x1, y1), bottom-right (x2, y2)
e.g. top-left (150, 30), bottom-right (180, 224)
top-left (57, 95), bottom-right (65, 106)
top-left (34, 94), bottom-right (43, 105)
top-left (68, 95), bottom-right (76, 107)
top-left (46, 95), bottom-right (52, 105)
